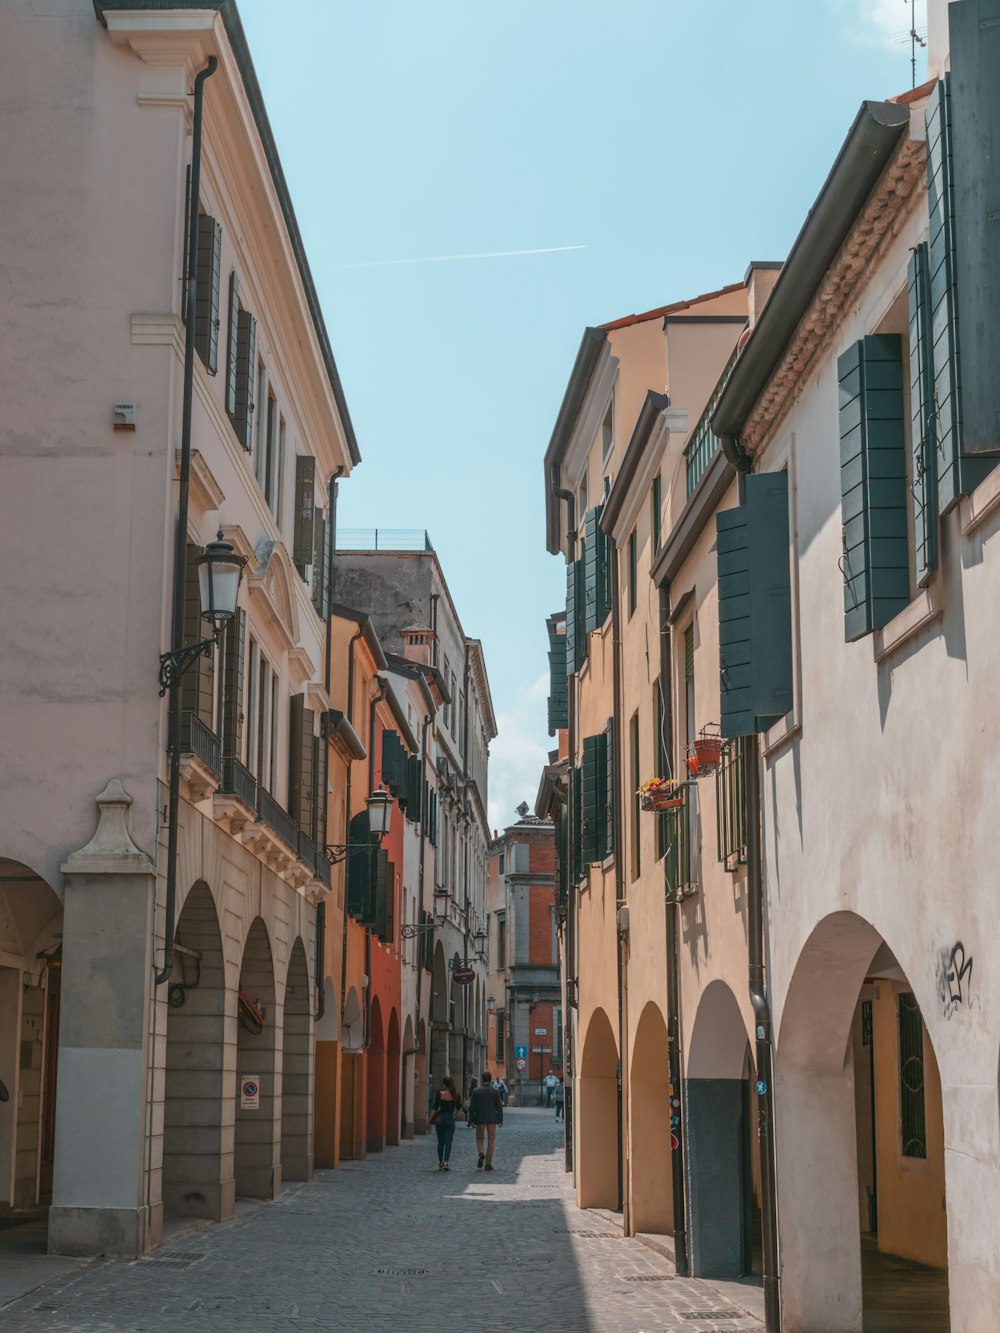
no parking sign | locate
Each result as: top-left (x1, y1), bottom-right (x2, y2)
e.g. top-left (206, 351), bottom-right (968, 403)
top-left (241, 1075), bottom-right (260, 1110)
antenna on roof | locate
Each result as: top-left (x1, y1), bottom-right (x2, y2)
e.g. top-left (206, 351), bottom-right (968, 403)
top-left (891, 1), bottom-right (926, 89)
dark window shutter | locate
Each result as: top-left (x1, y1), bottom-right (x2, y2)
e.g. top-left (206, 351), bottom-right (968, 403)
top-left (569, 766), bottom-right (583, 883)
top-left (220, 606), bottom-right (245, 759)
top-left (627, 529), bottom-right (637, 616)
top-left (565, 560), bottom-right (578, 677)
top-left (604, 717), bottom-right (615, 856)
top-left (232, 309), bottom-right (256, 449)
top-left (180, 544), bottom-right (214, 745)
top-left (582, 505), bottom-right (610, 635)
top-left (386, 860), bottom-right (396, 946)
top-left (430, 791), bottom-right (438, 845)
top-left (288, 695), bottom-right (315, 834)
top-left (907, 245), bottom-right (939, 588)
top-left (581, 732), bottom-right (608, 864)
top-left (926, 76), bottom-right (963, 509)
top-left (838, 336), bottom-right (909, 641)
top-left (293, 455), bottom-right (316, 574)
top-left (547, 624), bottom-right (568, 732)
top-left (194, 214), bottom-right (222, 374)
top-left (311, 507), bottom-right (327, 615)
top-left (717, 472), bottom-right (793, 736)
top-left (404, 753), bottom-right (422, 820)
top-left (374, 848), bottom-right (390, 940)
top-left (950, 5), bottom-right (1000, 459)
top-left (225, 271), bottom-right (240, 417)
top-left (316, 728), bottom-right (327, 852)
top-left (381, 729), bottom-right (405, 796)
top-left (346, 811), bottom-right (372, 919)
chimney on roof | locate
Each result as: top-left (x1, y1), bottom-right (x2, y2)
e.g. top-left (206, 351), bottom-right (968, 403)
top-left (744, 261), bottom-right (783, 331)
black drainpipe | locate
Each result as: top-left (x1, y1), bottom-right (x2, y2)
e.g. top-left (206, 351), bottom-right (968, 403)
top-left (314, 466), bottom-right (345, 1022)
top-left (550, 463), bottom-right (578, 546)
top-left (609, 543), bottom-right (626, 1217)
top-left (156, 55), bottom-right (217, 987)
top-left (363, 679), bottom-right (388, 1051)
top-left (338, 625), bottom-right (364, 1037)
top-left (658, 583), bottom-right (689, 1275)
top-left (415, 712), bottom-right (431, 1072)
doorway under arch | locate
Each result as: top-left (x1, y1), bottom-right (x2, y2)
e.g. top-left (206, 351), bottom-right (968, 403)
top-left (629, 1002), bottom-right (672, 1236)
top-left (366, 996), bottom-right (386, 1153)
top-left (577, 1007), bottom-right (618, 1210)
top-left (163, 882), bottom-right (229, 1221)
top-left (281, 938), bottom-right (312, 1182)
top-left (235, 918), bottom-right (278, 1199)
top-left (776, 911), bottom-right (949, 1332)
top-left (401, 1014), bottom-right (416, 1139)
top-left (386, 1008), bottom-right (401, 1147)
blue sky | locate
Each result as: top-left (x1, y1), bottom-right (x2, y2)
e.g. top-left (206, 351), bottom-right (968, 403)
top-left (239, 0), bottom-right (927, 830)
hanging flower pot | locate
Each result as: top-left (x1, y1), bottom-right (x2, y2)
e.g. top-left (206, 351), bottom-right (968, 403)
top-left (637, 778), bottom-right (684, 811)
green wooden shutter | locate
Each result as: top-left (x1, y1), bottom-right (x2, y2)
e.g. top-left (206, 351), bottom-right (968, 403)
top-left (926, 75), bottom-right (962, 509)
top-left (233, 309), bottom-right (256, 449)
top-left (346, 810), bottom-right (372, 918)
top-left (311, 507), bottom-right (327, 615)
top-left (386, 860), bottom-right (396, 946)
top-left (547, 624), bottom-right (568, 732)
top-left (581, 732), bottom-right (607, 864)
top-left (288, 695), bottom-right (315, 834)
top-left (838, 337), bottom-right (909, 640)
top-left (404, 753), bottom-right (422, 820)
top-left (194, 214), bottom-right (222, 374)
top-left (293, 455), bottom-right (316, 574)
top-left (604, 717), bottom-right (615, 857)
top-left (908, 244), bottom-right (938, 588)
top-left (582, 505), bottom-right (610, 635)
top-left (220, 606), bottom-right (245, 759)
top-left (180, 543), bottom-right (214, 746)
top-left (374, 848), bottom-right (390, 940)
top-left (717, 472), bottom-right (793, 736)
top-left (565, 558), bottom-right (586, 676)
top-left (570, 765), bottom-right (583, 883)
top-left (381, 729), bottom-right (405, 796)
top-left (950, 2), bottom-right (1000, 457)
top-left (225, 271), bottom-right (240, 417)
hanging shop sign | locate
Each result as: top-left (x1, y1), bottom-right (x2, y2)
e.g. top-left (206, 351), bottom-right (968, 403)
top-left (452, 966), bottom-right (475, 985)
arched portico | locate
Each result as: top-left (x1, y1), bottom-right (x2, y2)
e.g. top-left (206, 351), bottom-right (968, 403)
top-left (401, 1014), bottom-right (416, 1139)
top-left (235, 918), bottom-right (279, 1199)
top-left (776, 911), bottom-right (949, 1332)
top-left (366, 996), bottom-right (386, 1153)
top-left (281, 938), bottom-right (312, 1182)
top-left (577, 1007), bottom-right (618, 1210)
top-left (415, 1017), bottom-right (429, 1133)
top-left (684, 980), bottom-right (754, 1277)
top-left (386, 1008), bottom-right (401, 1147)
top-left (628, 1002), bottom-right (672, 1236)
top-left (338, 986), bottom-right (364, 1161)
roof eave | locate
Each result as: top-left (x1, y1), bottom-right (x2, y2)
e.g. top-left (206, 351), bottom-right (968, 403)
top-left (544, 327), bottom-right (608, 554)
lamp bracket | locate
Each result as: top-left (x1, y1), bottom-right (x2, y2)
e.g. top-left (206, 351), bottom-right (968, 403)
top-left (324, 836), bottom-right (382, 866)
top-left (159, 632), bottom-right (220, 696)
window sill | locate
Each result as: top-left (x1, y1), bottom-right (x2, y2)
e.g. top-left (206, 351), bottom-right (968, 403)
top-left (873, 583), bottom-right (943, 663)
top-left (960, 464), bottom-right (1000, 536)
top-left (763, 713), bottom-right (801, 761)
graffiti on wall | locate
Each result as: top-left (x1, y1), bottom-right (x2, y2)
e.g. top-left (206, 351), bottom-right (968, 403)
top-left (935, 941), bottom-right (980, 1020)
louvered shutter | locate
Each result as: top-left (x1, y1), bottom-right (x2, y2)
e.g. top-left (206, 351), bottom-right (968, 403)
top-left (547, 624), bottom-right (568, 732)
top-left (293, 455), bottom-right (316, 574)
top-left (381, 729), bottom-right (405, 796)
top-left (404, 754), bottom-right (422, 820)
top-left (220, 606), bottom-right (245, 759)
top-left (581, 732), bottom-right (607, 864)
top-left (950, 3), bottom-right (1000, 458)
top-left (569, 766), bottom-right (583, 884)
top-left (565, 561), bottom-right (578, 678)
top-left (908, 245), bottom-right (938, 588)
top-left (386, 861), bottom-right (396, 946)
top-left (717, 473), bottom-right (793, 735)
top-left (346, 811), bottom-right (372, 918)
top-left (582, 505), bottom-right (610, 635)
top-left (288, 695), bottom-right (316, 835)
top-left (316, 728), bottom-right (327, 854)
top-left (604, 717), bottom-right (615, 856)
top-left (194, 214), bottom-right (222, 373)
top-left (180, 544), bottom-right (214, 748)
top-left (232, 310), bottom-right (256, 449)
top-left (374, 848), bottom-right (390, 940)
top-left (311, 507), bottom-right (327, 615)
top-left (838, 337), bottom-right (909, 640)
top-left (225, 271), bottom-right (240, 417)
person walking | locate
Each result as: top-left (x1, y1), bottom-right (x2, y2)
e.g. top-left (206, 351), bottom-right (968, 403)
top-left (466, 1077), bottom-right (478, 1126)
top-left (469, 1069), bottom-right (504, 1171)
top-left (553, 1076), bottom-right (564, 1120)
top-left (430, 1075), bottom-right (462, 1171)
top-left (543, 1070), bottom-right (558, 1107)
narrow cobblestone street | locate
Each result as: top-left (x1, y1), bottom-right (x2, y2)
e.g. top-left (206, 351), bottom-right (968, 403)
top-left (0, 1112), bottom-right (762, 1333)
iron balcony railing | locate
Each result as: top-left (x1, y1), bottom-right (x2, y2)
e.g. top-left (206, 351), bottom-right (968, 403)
top-left (257, 786), bottom-right (299, 852)
top-left (684, 343), bottom-right (741, 498)
top-left (336, 527), bottom-right (434, 552)
top-left (716, 739), bottom-right (748, 871)
top-left (219, 756), bottom-right (257, 809)
top-left (664, 793), bottom-right (697, 898)
top-left (316, 856), bottom-right (331, 887)
top-left (180, 712), bottom-right (222, 777)
top-left (297, 827), bottom-right (318, 872)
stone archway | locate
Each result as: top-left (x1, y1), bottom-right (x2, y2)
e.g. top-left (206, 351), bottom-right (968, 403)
top-left (281, 938), bottom-right (312, 1182)
top-left (386, 1009), bottom-right (401, 1147)
top-left (629, 1002), bottom-right (672, 1236)
top-left (415, 1017), bottom-right (429, 1134)
top-left (235, 918), bottom-right (278, 1199)
top-left (401, 1014), bottom-right (416, 1139)
top-left (163, 882), bottom-right (230, 1221)
top-left (776, 911), bottom-right (949, 1332)
top-left (0, 858), bottom-right (62, 1212)
top-left (684, 980), bottom-right (754, 1277)
top-left (313, 977), bottom-right (340, 1169)
top-left (366, 996), bottom-right (386, 1154)
top-left (577, 1007), bottom-right (618, 1210)
top-left (338, 986), bottom-right (364, 1162)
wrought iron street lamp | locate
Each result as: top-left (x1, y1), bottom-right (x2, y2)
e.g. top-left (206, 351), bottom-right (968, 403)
top-left (473, 926), bottom-right (487, 957)
top-left (487, 994), bottom-right (496, 1012)
top-left (325, 788), bottom-right (392, 865)
top-left (400, 882), bottom-right (450, 939)
top-left (158, 532), bottom-right (247, 694)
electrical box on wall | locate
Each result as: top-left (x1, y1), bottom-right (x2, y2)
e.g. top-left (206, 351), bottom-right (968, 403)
top-left (113, 402), bottom-right (137, 430)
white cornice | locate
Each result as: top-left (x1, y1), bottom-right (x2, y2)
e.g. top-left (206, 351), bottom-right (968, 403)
top-left (175, 450), bottom-right (225, 513)
top-left (607, 408), bottom-right (689, 545)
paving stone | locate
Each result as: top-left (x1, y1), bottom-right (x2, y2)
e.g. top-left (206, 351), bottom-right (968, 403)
top-left (0, 1110), bottom-right (761, 1331)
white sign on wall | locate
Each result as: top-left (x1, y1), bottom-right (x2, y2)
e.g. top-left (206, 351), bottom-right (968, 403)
top-left (240, 1076), bottom-right (260, 1110)
top-left (534, 1028), bottom-right (547, 1035)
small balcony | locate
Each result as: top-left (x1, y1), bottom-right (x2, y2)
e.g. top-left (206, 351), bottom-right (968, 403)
top-left (684, 345), bottom-right (739, 498)
top-left (715, 740), bottom-right (748, 871)
top-left (178, 711), bottom-right (221, 802)
top-left (664, 793), bottom-right (697, 899)
top-left (258, 786), bottom-right (300, 855)
top-left (213, 756), bottom-right (257, 832)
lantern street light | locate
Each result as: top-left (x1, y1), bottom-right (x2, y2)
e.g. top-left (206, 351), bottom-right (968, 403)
top-left (158, 532), bottom-right (247, 694)
top-left (486, 994), bottom-right (496, 1012)
top-left (325, 788), bottom-right (393, 865)
top-left (401, 883), bottom-right (450, 940)
top-left (473, 926), bottom-right (487, 958)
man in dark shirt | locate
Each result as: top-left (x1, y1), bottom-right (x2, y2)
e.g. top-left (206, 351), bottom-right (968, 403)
top-left (469, 1069), bottom-right (504, 1170)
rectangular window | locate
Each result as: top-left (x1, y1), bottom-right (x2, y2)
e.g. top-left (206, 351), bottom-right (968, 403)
top-left (495, 1010), bottom-right (506, 1063)
top-left (193, 212), bottom-right (222, 374)
top-left (245, 638), bottom-right (259, 769)
top-left (276, 416), bottom-right (287, 529)
top-left (601, 399), bottom-right (614, 460)
top-left (629, 711), bottom-right (640, 880)
top-left (264, 393), bottom-right (277, 507)
top-left (651, 474), bottom-right (662, 553)
top-left (498, 851), bottom-right (505, 876)
top-left (496, 913), bottom-right (506, 970)
top-left (270, 673), bottom-right (279, 795)
top-left (715, 738), bottom-right (748, 870)
top-left (627, 529), bottom-right (637, 618)
top-left (654, 680), bottom-right (668, 861)
top-left (253, 359), bottom-right (267, 485)
top-left (898, 991), bottom-right (927, 1159)
top-left (255, 656), bottom-right (268, 785)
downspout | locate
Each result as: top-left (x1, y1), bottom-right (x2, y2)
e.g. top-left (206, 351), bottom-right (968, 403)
top-left (338, 624), bottom-right (365, 1037)
top-left (156, 55), bottom-right (217, 986)
top-left (718, 432), bottom-right (752, 476)
top-left (415, 713), bottom-right (431, 1083)
top-left (363, 679), bottom-right (388, 1051)
top-left (658, 584), bottom-right (689, 1275)
top-left (550, 462), bottom-right (577, 546)
top-left (565, 672), bottom-right (578, 1174)
top-left (314, 466), bottom-right (345, 1021)
top-left (609, 543), bottom-right (627, 1217)
top-left (430, 594), bottom-right (439, 667)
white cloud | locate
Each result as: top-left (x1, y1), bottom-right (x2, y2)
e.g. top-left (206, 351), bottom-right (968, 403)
top-left (487, 672), bottom-right (553, 836)
top-left (830, 0), bottom-right (927, 48)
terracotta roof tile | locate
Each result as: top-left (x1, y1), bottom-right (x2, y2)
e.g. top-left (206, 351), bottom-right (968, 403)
top-left (599, 280), bottom-right (744, 331)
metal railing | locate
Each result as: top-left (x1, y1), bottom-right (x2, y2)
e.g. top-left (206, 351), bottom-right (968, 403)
top-left (180, 712), bottom-right (222, 776)
top-left (297, 827), bottom-right (318, 872)
top-left (336, 528), bottom-right (434, 552)
top-left (664, 794), bottom-right (697, 898)
top-left (684, 343), bottom-right (740, 498)
top-left (716, 739), bottom-right (748, 870)
top-left (257, 786), bottom-right (299, 852)
top-left (219, 756), bottom-right (257, 809)
top-left (316, 856), bottom-right (331, 887)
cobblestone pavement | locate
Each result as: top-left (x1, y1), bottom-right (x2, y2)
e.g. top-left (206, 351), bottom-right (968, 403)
top-left (0, 1110), bottom-right (762, 1332)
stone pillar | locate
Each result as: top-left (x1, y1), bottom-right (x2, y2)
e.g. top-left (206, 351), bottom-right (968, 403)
top-left (0, 969), bottom-right (23, 1207)
top-left (49, 780), bottom-right (156, 1258)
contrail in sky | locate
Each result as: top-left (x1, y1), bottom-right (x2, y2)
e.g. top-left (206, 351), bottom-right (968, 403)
top-left (325, 244), bottom-right (586, 271)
